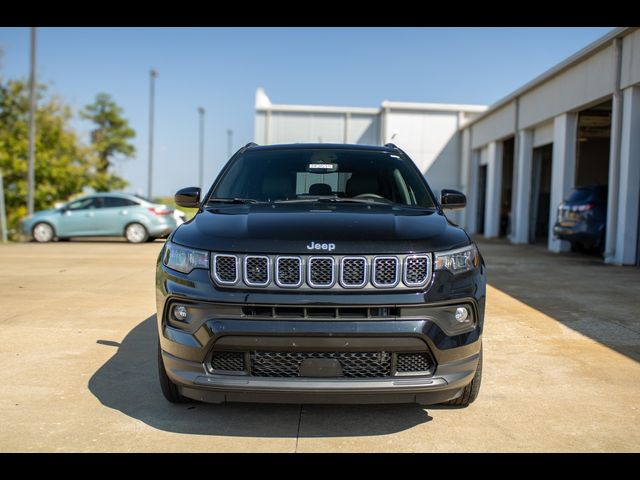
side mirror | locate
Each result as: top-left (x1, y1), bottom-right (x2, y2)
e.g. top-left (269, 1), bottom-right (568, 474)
top-left (175, 187), bottom-right (201, 208)
top-left (440, 189), bottom-right (466, 210)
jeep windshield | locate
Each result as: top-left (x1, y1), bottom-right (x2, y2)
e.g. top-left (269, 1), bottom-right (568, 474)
top-left (208, 148), bottom-right (437, 208)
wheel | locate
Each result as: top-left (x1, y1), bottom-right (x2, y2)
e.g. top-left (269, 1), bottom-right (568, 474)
top-left (158, 341), bottom-right (188, 403)
top-left (32, 222), bottom-right (54, 243)
top-left (442, 346), bottom-right (483, 407)
top-left (124, 222), bottom-right (149, 243)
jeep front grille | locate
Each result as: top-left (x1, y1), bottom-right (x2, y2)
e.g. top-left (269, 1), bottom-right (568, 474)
top-left (210, 253), bottom-right (432, 290)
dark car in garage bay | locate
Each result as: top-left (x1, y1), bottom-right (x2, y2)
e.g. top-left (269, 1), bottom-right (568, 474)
top-left (553, 185), bottom-right (607, 253)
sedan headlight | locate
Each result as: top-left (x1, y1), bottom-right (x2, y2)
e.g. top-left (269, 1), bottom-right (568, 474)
top-left (434, 244), bottom-right (479, 275)
top-left (163, 241), bottom-right (209, 274)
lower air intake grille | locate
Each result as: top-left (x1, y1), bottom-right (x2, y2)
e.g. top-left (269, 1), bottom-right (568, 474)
top-left (211, 351), bottom-right (245, 372)
top-left (250, 351), bottom-right (391, 378)
top-left (396, 352), bottom-right (434, 373)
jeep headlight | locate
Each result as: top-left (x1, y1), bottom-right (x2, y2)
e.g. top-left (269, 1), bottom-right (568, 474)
top-left (434, 244), bottom-right (479, 274)
top-left (163, 241), bottom-right (209, 274)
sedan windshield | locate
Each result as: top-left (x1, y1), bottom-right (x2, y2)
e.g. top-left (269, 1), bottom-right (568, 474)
top-left (210, 148), bottom-right (436, 208)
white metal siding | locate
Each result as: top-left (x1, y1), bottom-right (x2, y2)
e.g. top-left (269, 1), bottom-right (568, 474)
top-left (347, 114), bottom-right (380, 144)
top-left (532, 121), bottom-right (554, 147)
top-left (621, 29), bottom-right (640, 89)
top-left (470, 102), bottom-right (516, 149)
top-left (519, 46), bottom-right (616, 129)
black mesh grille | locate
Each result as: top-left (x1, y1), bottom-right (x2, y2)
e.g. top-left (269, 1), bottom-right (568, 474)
top-left (374, 257), bottom-right (398, 286)
top-left (250, 351), bottom-right (391, 378)
top-left (211, 351), bottom-right (245, 371)
top-left (405, 256), bottom-right (429, 285)
top-left (341, 258), bottom-right (366, 286)
top-left (309, 257), bottom-right (334, 286)
top-left (396, 352), bottom-right (434, 373)
top-left (277, 257), bottom-right (301, 286)
top-left (215, 255), bottom-right (237, 283)
top-left (245, 256), bottom-right (269, 285)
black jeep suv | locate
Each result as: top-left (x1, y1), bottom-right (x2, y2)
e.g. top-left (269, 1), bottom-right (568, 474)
top-left (156, 143), bottom-right (486, 406)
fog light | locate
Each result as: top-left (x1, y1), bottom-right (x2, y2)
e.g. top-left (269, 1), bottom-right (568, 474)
top-left (455, 307), bottom-right (469, 323)
top-left (173, 305), bottom-right (189, 322)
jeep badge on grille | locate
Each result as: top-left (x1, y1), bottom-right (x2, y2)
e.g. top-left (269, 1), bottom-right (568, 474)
top-left (306, 242), bottom-right (336, 251)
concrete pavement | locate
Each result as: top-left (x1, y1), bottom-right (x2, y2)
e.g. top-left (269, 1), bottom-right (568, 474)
top-left (0, 239), bottom-right (638, 452)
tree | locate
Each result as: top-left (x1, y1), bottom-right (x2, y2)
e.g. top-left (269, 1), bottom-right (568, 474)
top-left (80, 93), bottom-right (135, 189)
top-left (0, 78), bottom-right (127, 237)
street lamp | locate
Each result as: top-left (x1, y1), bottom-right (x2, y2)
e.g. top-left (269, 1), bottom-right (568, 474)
top-left (27, 27), bottom-right (37, 215)
top-left (148, 68), bottom-right (158, 199)
top-left (198, 107), bottom-right (205, 190)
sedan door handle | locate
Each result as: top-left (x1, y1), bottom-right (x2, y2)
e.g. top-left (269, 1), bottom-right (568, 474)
top-left (119, 210), bottom-right (128, 215)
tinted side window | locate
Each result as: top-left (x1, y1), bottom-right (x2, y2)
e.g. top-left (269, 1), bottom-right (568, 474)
top-left (66, 197), bottom-right (98, 210)
top-left (103, 197), bottom-right (139, 208)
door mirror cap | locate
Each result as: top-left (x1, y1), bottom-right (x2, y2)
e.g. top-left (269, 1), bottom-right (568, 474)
top-left (175, 187), bottom-right (201, 208)
top-left (441, 189), bottom-right (466, 210)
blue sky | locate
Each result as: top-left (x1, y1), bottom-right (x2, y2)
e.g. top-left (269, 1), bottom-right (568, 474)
top-left (0, 27), bottom-right (613, 197)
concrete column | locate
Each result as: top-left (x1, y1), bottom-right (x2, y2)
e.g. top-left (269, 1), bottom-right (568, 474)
top-left (459, 129), bottom-right (471, 229)
top-left (466, 149), bottom-right (480, 234)
top-left (484, 141), bottom-right (502, 238)
top-left (512, 129), bottom-right (533, 244)
top-left (610, 86), bottom-right (640, 265)
top-left (548, 113), bottom-right (577, 252)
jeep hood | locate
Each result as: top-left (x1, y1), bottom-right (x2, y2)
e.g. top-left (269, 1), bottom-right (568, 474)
top-left (171, 203), bottom-right (469, 254)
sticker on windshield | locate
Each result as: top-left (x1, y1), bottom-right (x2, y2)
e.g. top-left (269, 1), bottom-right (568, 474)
top-left (307, 163), bottom-right (338, 172)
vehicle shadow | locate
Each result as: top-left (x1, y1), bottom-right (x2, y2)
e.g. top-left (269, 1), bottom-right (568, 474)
top-left (476, 238), bottom-right (640, 363)
top-left (88, 315), bottom-right (432, 437)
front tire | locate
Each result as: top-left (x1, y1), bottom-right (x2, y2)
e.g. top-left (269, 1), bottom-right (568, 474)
top-left (158, 341), bottom-right (188, 403)
top-left (124, 222), bottom-right (149, 243)
top-left (32, 222), bottom-right (55, 243)
top-left (443, 346), bottom-right (483, 407)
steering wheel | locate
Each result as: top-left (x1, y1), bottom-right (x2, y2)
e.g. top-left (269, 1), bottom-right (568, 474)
top-left (354, 193), bottom-right (387, 200)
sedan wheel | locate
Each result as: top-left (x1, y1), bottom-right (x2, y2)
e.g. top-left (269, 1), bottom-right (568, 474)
top-left (125, 223), bottom-right (149, 243)
top-left (33, 222), bottom-right (54, 243)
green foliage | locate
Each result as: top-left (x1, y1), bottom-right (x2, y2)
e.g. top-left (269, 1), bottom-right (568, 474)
top-left (0, 78), bottom-right (133, 238)
top-left (81, 93), bottom-right (135, 181)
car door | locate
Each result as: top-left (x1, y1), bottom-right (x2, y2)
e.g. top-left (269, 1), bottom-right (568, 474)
top-left (57, 197), bottom-right (102, 236)
top-left (97, 196), bottom-right (142, 235)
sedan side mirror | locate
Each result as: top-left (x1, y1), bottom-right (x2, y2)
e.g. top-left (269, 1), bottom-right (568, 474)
top-left (441, 189), bottom-right (466, 210)
top-left (175, 187), bottom-right (201, 208)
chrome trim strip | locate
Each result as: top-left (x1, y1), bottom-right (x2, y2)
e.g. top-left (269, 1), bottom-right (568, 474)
top-left (243, 255), bottom-right (271, 287)
top-left (403, 254), bottom-right (432, 288)
top-left (275, 256), bottom-right (303, 288)
top-left (307, 256), bottom-right (336, 288)
top-left (339, 256), bottom-right (368, 288)
top-left (212, 254), bottom-right (239, 286)
top-left (371, 256), bottom-right (400, 288)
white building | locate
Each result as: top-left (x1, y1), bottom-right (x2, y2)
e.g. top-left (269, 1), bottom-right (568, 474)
top-left (254, 27), bottom-right (640, 266)
top-left (459, 26), bottom-right (640, 266)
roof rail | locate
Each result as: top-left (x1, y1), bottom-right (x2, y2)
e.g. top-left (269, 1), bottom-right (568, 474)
top-left (244, 142), bottom-right (258, 149)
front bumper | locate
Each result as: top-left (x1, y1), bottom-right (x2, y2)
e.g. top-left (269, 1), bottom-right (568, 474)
top-left (156, 252), bottom-right (485, 405)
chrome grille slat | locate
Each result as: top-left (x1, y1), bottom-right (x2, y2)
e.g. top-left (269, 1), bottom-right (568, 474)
top-left (275, 256), bottom-right (303, 287)
top-left (372, 256), bottom-right (399, 288)
top-left (308, 256), bottom-right (335, 288)
top-left (213, 254), bottom-right (238, 285)
top-left (244, 255), bottom-right (270, 286)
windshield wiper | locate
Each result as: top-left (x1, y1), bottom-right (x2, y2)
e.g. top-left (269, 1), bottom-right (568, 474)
top-left (207, 197), bottom-right (259, 204)
top-left (273, 197), bottom-right (380, 205)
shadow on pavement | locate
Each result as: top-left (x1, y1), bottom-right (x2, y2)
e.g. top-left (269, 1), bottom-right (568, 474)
top-left (89, 315), bottom-right (432, 437)
top-left (477, 238), bottom-right (640, 363)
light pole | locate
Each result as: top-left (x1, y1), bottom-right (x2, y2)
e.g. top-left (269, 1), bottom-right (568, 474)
top-left (147, 68), bottom-right (158, 199)
top-left (27, 27), bottom-right (37, 215)
top-left (198, 107), bottom-right (205, 190)
top-left (227, 129), bottom-right (233, 158)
